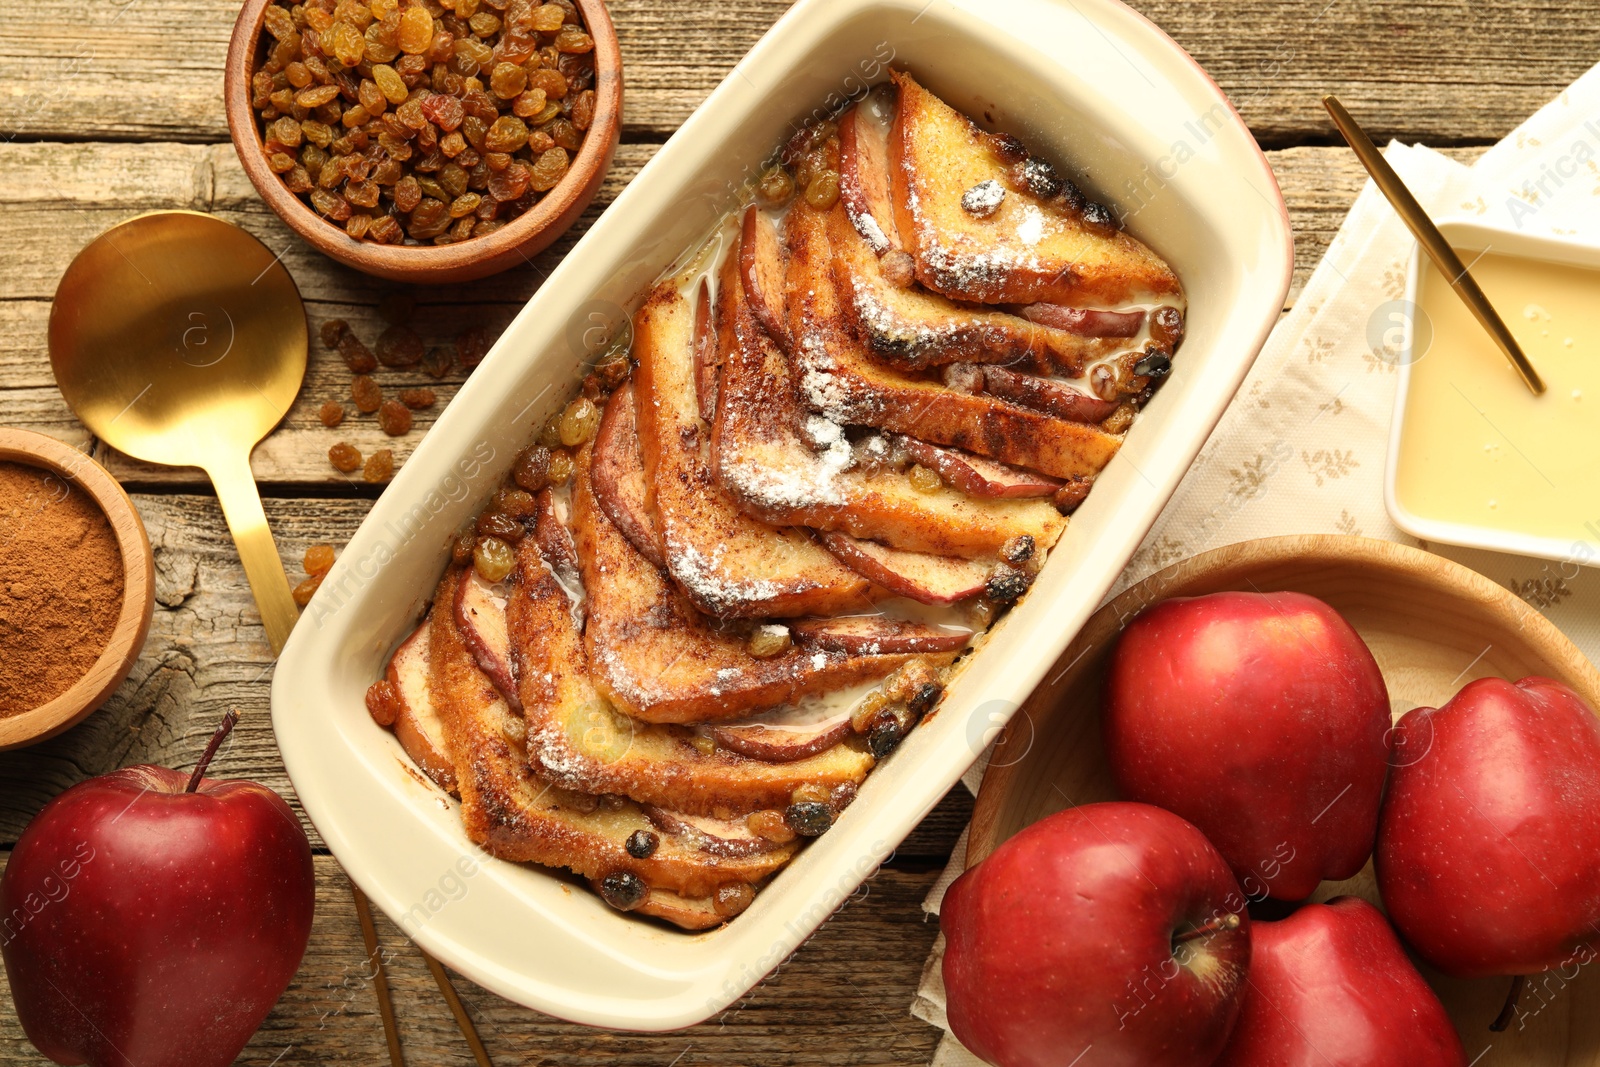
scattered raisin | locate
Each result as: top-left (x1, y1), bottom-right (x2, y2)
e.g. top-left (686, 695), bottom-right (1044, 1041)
top-left (303, 543), bottom-right (337, 576)
top-left (329, 442), bottom-right (363, 472)
top-left (791, 782), bottom-right (831, 806)
top-left (1151, 306), bottom-right (1185, 351)
top-left (1053, 478), bottom-right (1092, 514)
top-left (757, 167), bottom-right (795, 207)
top-left (319, 318), bottom-right (349, 348)
top-left (399, 387), bottom-right (437, 409)
top-left (784, 801), bottom-right (833, 838)
top-left (558, 396), bottom-right (599, 446)
top-left (713, 883), bottom-right (755, 918)
top-left (476, 510), bottom-right (523, 542)
top-left (908, 464), bottom-right (942, 494)
top-left (804, 170), bottom-right (840, 210)
top-left (474, 536), bottom-right (514, 581)
top-left (747, 624), bottom-right (791, 659)
top-left (422, 345), bottom-right (454, 378)
top-left (867, 716), bottom-right (904, 758)
top-left (363, 448), bottom-right (395, 483)
top-left (597, 871), bottom-right (647, 912)
top-left (292, 572), bottom-right (324, 607)
top-left (748, 809), bottom-right (797, 844)
top-left (338, 332), bottom-right (378, 373)
top-left (624, 830), bottom-right (659, 859)
top-left (999, 535), bottom-right (1035, 567)
top-left (494, 487), bottom-right (537, 518)
top-left (365, 679), bottom-right (403, 726)
top-left (879, 250), bottom-right (915, 288)
top-left (375, 324), bottom-right (425, 367)
top-left (352, 374), bottom-right (383, 413)
top-left (547, 450), bottom-right (574, 486)
top-left (378, 399), bottom-right (413, 435)
top-left (985, 566), bottom-right (1031, 605)
top-left (319, 400), bottom-right (346, 427)
top-left (512, 445), bottom-right (551, 491)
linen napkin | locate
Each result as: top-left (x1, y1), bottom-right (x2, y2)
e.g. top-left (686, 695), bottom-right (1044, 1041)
top-left (910, 63), bottom-right (1600, 1064)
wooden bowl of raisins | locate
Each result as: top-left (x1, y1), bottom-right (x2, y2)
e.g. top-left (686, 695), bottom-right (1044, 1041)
top-left (226, 0), bottom-right (621, 284)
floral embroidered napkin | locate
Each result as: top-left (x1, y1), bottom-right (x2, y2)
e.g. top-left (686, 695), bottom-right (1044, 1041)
top-left (909, 64), bottom-right (1600, 1065)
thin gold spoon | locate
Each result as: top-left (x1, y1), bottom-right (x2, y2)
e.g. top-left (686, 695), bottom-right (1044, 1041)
top-left (1322, 94), bottom-right (1545, 396)
top-left (49, 211), bottom-right (491, 1065)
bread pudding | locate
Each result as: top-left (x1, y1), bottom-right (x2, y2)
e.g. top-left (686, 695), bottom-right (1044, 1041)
top-left (365, 70), bottom-right (1185, 929)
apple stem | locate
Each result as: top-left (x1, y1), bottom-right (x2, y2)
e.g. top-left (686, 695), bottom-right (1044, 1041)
top-left (1172, 912), bottom-right (1242, 946)
top-left (1490, 975), bottom-right (1525, 1032)
top-left (186, 709), bottom-right (240, 793)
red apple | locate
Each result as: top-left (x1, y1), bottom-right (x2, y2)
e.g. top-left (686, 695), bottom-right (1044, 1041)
top-left (0, 713), bottom-right (315, 1067)
top-left (1103, 591), bottom-right (1391, 900)
top-left (942, 802), bottom-right (1251, 1067)
top-left (1376, 676), bottom-right (1600, 979)
top-left (1214, 897), bottom-right (1466, 1066)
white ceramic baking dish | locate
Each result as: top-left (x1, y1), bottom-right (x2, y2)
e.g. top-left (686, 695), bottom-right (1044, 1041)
top-left (273, 0), bottom-right (1292, 1031)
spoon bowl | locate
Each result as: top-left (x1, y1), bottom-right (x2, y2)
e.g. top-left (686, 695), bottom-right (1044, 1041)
top-left (49, 211), bottom-right (307, 652)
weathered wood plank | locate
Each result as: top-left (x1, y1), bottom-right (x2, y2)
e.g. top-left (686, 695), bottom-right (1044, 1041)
top-left (0, 855), bottom-right (947, 1064)
top-left (0, 0), bottom-right (1585, 145)
top-left (1, 143), bottom-right (1480, 483)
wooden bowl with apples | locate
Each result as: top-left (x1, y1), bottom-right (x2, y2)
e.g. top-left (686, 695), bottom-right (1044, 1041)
top-left (960, 534), bottom-right (1600, 1067)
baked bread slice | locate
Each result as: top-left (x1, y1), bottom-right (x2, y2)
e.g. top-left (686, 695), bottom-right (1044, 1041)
top-left (887, 69), bottom-right (1182, 308)
top-left (630, 279), bottom-right (872, 619)
top-left (504, 496), bottom-right (879, 815)
top-left (430, 566), bottom-right (797, 904)
top-left (835, 104), bottom-right (1132, 376)
top-left (572, 439), bottom-right (922, 723)
top-left (787, 200), bottom-right (1126, 482)
top-left (590, 382), bottom-right (666, 569)
top-left (711, 240), bottom-right (1064, 557)
top-left (384, 618), bottom-right (458, 794)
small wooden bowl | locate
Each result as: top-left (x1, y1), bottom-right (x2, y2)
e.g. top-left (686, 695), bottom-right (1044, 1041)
top-left (0, 430), bottom-right (155, 750)
top-left (967, 534), bottom-right (1600, 1063)
top-left (224, 0), bottom-right (622, 284)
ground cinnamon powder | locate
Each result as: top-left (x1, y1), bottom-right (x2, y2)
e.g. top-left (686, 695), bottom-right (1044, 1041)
top-left (0, 461), bottom-right (124, 715)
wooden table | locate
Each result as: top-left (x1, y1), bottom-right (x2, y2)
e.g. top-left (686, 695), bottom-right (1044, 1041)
top-left (0, 1), bottom-right (1587, 1062)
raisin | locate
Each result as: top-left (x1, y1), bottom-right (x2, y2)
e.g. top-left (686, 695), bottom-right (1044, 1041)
top-left (422, 345), bottom-right (454, 378)
top-left (292, 572), bottom-right (324, 607)
top-left (375, 324), bottom-right (424, 366)
top-left (319, 400), bottom-right (346, 427)
top-left (755, 166), bottom-right (793, 207)
top-left (747, 809), bottom-right (797, 844)
top-left (473, 536), bottom-right (514, 581)
top-left (624, 830), bottom-right (659, 859)
top-left (527, 148), bottom-right (568, 191)
top-left (512, 445), bottom-right (550, 491)
top-left (364, 678), bottom-right (403, 726)
top-left (804, 170), bottom-right (841, 210)
top-left (338, 332), bottom-right (378, 373)
top-left (329, 441), bottom-right (363, 472)
top-left (493, 487), bottom-right (537, 518)
top-left (363, 448), bottom-right (395, 483)
top-left (399, 387), bottom-right (436, 409)
top-left (320, 318), bottom-right (349, 348)
top-left (1151, 306), bottom-right (1185, 351)
top-left (747, 624), bottom-right (791, 659)
top-left (303, 543), bottom-right (338, 576)
top-left (350, 374), bottom-right (382, 412)
top-left (377, 399), bottom-right (413, 435)
top-left (784, 801), bottom-right (833, 838)
top-left (713, 883), bottom-right (755, 918)
top-left (597, 871), bottom-right (646, 912)
top-left (547, 450), bottom-right (574, 485)
top-left (476, 510), bottom-right (522, 541)
top-left (985, 566), bottom-right (1031, 605)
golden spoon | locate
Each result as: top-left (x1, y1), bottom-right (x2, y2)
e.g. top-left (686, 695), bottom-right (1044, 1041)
top-left (1322, 95), bottom-right (1545, 395)
top-left (50, 210), bottom-right (492, 1065)
top-left (50, 210), bottom-right (306, 649)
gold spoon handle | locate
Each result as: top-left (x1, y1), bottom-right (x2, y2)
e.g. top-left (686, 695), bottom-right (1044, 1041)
top-left (1321, 94), bottom-right (1545, 396)
top-left (206, 452), bottom-right (300, 655)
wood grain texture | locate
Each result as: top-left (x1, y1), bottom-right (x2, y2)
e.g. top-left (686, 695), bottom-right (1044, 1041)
top-left (0, 856), bottom-right (946, 1065)
top-left (0, 1), bottom-right (1587, 145)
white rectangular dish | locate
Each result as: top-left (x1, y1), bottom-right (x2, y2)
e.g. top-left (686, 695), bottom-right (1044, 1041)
top-left (1386, 218), bottom-right (1600, 564)
top-left (272, 0), bottom-right (1292, 1031)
